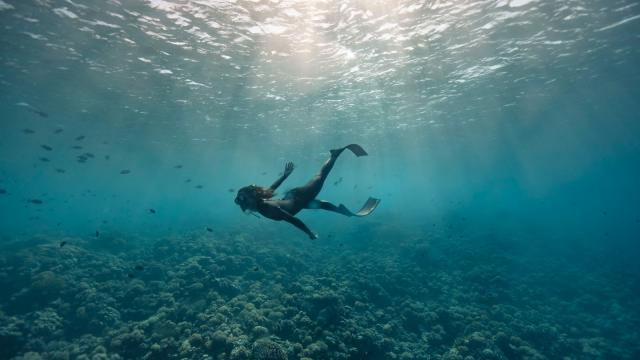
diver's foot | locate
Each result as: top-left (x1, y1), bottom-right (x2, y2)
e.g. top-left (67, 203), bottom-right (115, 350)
top-left (338, 204), bottom-right (354, 217)
top-left (330, 148), bottom-right (345, 158)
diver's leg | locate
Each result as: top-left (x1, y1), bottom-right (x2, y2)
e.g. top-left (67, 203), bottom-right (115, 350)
top-left (296, 148), bottom-right (346, 203)
top-left (307, 197), bottom-right (381, 217)
top-left (293, 144), bottom-right (369, 208)
top-left (306, 199), bottom-right (353, 217)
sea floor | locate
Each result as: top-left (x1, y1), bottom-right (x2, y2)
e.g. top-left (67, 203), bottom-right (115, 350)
top-left (0, 223), bottom-right (638, 360)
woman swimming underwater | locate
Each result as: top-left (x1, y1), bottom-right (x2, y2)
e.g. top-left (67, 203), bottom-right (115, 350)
top-left (234, 144), bottom-right (381, 239)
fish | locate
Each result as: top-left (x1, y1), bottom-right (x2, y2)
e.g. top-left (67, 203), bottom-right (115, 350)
top-left (261, 172), bottom-right (267, 175)
top-left (59, 241), bottom-right (67, 248)
top-left (149, 208), bottom-right (156, 214)
top-left (120, 169), bottom-right (131, 174)
top-left (253, 266), bottom-right (259, 272)
top-left (54, 128), bottom-right (64, 134)
top-left (104, 155), bottom-right (110, 160)
top-left (602, 210), bottom-right (608, 215)
top-left (55, 168), bottom-right (66, 173)
top-left (95, 230), bottom-right (100, 237)
top-left (134, 265), bottom-right (144, 271)
top-left (333, 177), bottom-right (343, 186)
top-left (41, 145), bottom-right (53, 151)
top-left (206, 227), bottom-right (213, 232)
top-left (71, 145), bottom-right (83, 150)
top-left (174, 165), bottom-right (183, 169)
top-left (127, 273), bottom-right (135, 278)
top-left (27, 199), bottom-right (43, 204)
top-left (30, 109), bottom-right (48, 118)
top-left (75, 135), bottom-right (85, 141)
top-left (39, 157), bottom-right (49, 162)
top-left (339, 243), bottom-right (343, 247)
top-left (195, 185), bottom-right (203, 189)
top-left (84, 153), bottom-right (94, 158)
top-left (185, 179), bottom-right (192, 183)
top-left (22, 128), bottom-right (35, 134)
top-left (0, 189), bottom-right (7, 194)
top-left (228, 188), bottom-right (235, 193)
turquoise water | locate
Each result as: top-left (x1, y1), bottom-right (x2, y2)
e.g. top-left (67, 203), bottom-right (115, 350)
top-left (1, 0), bottom-right (639, 359)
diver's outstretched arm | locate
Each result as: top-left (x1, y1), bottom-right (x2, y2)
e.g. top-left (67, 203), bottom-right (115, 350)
top-left (258, 201), bottom-right (316, 239)
top-left (269, 162), bottom-right (294, 191)
top-left (281, 212), bottom-right (317, 240)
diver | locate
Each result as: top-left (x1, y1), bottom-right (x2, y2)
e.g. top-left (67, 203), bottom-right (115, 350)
top-left (234, 144), bottom-right (381, 239)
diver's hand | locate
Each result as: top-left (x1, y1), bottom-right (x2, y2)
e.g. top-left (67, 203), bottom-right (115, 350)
top-left (284, 162), bottom-right (295, 176)
top-left (309, 232), bottom-right (318, 240)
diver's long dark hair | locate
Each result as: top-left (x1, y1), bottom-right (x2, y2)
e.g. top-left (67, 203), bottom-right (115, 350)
top-left (235, 185), bottom-right (276, 215)
top-left (240, 185), bottom-right (275, 201)
top-left (235, 185), bottom-right (275, 213)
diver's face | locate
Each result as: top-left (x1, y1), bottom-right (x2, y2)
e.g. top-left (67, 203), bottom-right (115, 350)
top-left (234, 190), bottom-right (255, 212)
top-left (234, 192), bottom-right (247, 211)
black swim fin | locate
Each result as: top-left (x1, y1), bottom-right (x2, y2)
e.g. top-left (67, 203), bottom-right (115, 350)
top-left (344, 144), bottom-right (368, 157)
top-left (331, 144), bottom-right (368, 158)
top-left (338, 197), bottom-right (381, 217)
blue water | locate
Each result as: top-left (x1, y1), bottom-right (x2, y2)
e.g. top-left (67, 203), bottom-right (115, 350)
top-left (1, 0), bottom-right (639, 359)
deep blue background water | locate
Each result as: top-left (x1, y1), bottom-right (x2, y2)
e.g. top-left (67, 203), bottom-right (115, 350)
top-left (1, 0), bottom-right (639, 263)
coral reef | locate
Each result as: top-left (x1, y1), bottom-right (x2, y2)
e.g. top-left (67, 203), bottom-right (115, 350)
top-left (0, 225), bottom-right (638, 359)
top-left (252, 339), bottom-right (287, 360)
